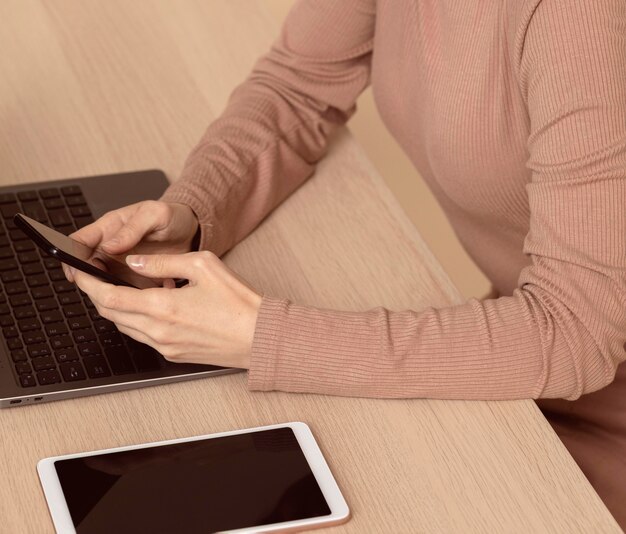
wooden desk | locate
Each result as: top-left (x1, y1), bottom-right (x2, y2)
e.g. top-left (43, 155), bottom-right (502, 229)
top-left (0, 1), bottom-right (620, 532)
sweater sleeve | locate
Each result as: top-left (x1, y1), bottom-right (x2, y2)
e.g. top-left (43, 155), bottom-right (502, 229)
top-left (248, 0), bottom-right (626, 400)
top-left (160, 0), bottom-right (375, 256)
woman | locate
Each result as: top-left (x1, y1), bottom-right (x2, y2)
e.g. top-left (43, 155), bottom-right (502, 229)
top-left (67, 1), bottom-right (626, 526)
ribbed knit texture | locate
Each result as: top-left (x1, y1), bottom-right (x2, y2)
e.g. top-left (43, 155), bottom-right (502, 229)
top-left (161, 0), bottom-right (626, 525)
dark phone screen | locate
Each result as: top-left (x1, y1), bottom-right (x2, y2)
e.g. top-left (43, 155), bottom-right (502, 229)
top-left (16, 214), bottom-right (159, 289)
top-left (54, 427), bottom-right (331, 534)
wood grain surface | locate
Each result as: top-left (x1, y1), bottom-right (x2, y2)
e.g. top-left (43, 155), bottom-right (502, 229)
top-left (0, 1), bottom-right (620, 532)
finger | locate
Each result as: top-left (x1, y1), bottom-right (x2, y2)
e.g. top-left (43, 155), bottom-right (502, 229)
top-left (70, 221), bottom-right (107, 249)
top-left (92, 302), bottom-right (150, 331)
top-left (113, 323), bottom-right (156, 348)
top-left (163, 278), bottom-right (176, 289)
top-left (70, 208), bottom-right (126, 249)
top-left (101, 202), bottom-right (166, 254)
top-left (62, 263), bottom-right (74, 283)
top-left (72, 269), bottom-right (154, 314)
top-left (126, 252), bottom-right (204, 281)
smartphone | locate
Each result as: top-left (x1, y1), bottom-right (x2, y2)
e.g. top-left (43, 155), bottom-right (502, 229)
top-left (14, 213), bottom-right (160, 289)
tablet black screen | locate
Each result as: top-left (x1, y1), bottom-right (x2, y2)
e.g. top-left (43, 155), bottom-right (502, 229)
top-left (54, 427), bottom-right (331, 533)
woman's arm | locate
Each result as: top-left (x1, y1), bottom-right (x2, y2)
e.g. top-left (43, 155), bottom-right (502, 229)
top-left (248, 0), bottom-right (626, 400)
top-left (161, 0), bottom-right (375, 256)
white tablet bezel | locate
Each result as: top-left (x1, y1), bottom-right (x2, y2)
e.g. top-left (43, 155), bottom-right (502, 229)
top-left (37, 422), bottom-right (350, 533)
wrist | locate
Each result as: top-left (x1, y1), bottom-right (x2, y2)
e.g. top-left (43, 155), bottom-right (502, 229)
top-left (239, 293), bottom-right (262, 369)
top-left (189, 224), bottom-right (201, 252)
top-left (170, 202), bottom-right (201, 252)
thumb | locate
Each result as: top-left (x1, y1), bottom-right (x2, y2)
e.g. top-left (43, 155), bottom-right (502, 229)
top-left (102, 210), bottom-right (158, 254)
top-left (126, 253), bottom-right (196, 281)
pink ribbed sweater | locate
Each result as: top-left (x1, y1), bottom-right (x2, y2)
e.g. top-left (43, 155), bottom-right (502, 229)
top-left (162, 0), bottom-right (626, 526)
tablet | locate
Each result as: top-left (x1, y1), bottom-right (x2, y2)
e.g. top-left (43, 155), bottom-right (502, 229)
top-left (38, 422), bottom-right (350, 533)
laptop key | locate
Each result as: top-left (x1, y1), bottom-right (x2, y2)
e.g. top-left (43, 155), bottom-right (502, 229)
top-left (0, 193), bottom-right (16, 204)
top-left (0, 315), bottom-right (14, 327)
top-left (43, 198), bottom-right (64, 210)
top-left (55, 348), bottom-right (79, 363)
top-left (70, 206), bottom-right (91, 217)
top-left (74, 216), bottom-right (93, 229)
top-left (15, 361), bottom-right (33, 375)
top-left (7, 338), bottom-right (23, 350)
top-left (36, 298), bottom-right (58, 312)
top-left (11, 349), bottom-right (27, 362)
top-left (39, 188), bottom-right (60, 199)
top-left (77, 342), bottom-right (101, 356)
top-left (17, 191), bottom-right (38, 202)
top-left (59, 293), bottom-right (80, 306)
top-left (94, 320), bottom-right (116, 334)
top-left (14, 241), bottom-right (35, 252)
top-left (104, 346), bottom-right (135, 375)
top-left (22, 201), bottom-right (47, 222)
top-left (53, 281), bottom-right (74, 293)
top-left (23, 262), bottom-right (44, 275)
top-left (36, 369), bottom-right (61, 385)
top-left (17, 318), bottom-right (41, 332)
top-left (0, 247), bottom-right (14, 259)
top-left (32, 355), bottom-right (55, 371)
top-left (0, 303), bottom-right (9, 315)
top-left (89, 309), bottom-right (103, 321)
top-left (1, 270), bottom-right (22, 283)
top-left (59, 362), bottom-right (86, 382)
top-left (6, 282), bottom-right (27, 295)
top-left (32, 286), bottom-right (54, 300)
top-left (63, 304), bottom-right (85, 318)
top-left (26, 274), bottom-right (49, 288)
top-left (45, 322), bottom-right (68, 336)
top-left (48, 209), bottom-right (72, 228)
top-left (51, 335), bottom-right (73, 350)
top-left (49, 270), bottom-right (67, 282)
top-left (100, 332), bottom-right (123, 347)
top-left (43, 257), bottom-right (61, 270)
top-left (24, 330), bottom-right (45, 345)
top-left (68, 316), bottom-right (90, 330)
top-left (73, 329), bottom-right (96, 343)
top-left (40, 310), bottom-right (63, 324)
top-left (8, 229), bottom-right (27, 241)
top-left (83, 355), bottom-right (111, 378)
top-left (20, 374), bottom-right (36, 387)
top-left (0, 259), bottom-right (18, 271)
top-left (66, 195), bottom-right (86, 207)
top-left (27, 343), bottom-right (51, 358)
top-left (3, 326), bottom-right (18, 338)
top-left (18, 252), bottom-right (39, 264)
top-left (15, 306), bottom-right (35, 319)
top-left (10, 294), bottom-right (32, 307)
top-left (1, 203), bottom-right (19, 219)
top-left (60, 185), bottom-right (81, 196)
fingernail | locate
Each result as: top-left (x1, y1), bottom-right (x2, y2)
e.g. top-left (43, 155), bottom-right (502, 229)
top-left (126, 255), bottom-right (145, 269)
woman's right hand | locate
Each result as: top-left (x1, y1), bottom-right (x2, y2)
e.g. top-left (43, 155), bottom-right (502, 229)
top-left (64, 200), bottom-right (199, 282)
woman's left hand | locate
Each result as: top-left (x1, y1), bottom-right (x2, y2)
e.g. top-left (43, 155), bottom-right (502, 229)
top-left (70, 251), bottom-right (262, 369)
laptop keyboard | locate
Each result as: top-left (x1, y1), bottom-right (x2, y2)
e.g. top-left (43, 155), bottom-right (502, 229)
top-left (0, 185), bottom-right (163, 388)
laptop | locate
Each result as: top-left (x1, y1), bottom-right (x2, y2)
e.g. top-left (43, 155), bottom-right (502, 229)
top-left (0, 169), bottom-right (235, 408)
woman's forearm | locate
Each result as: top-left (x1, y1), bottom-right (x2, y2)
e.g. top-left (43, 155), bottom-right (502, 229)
top-left (161, 0), bottom-right (375, 256)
